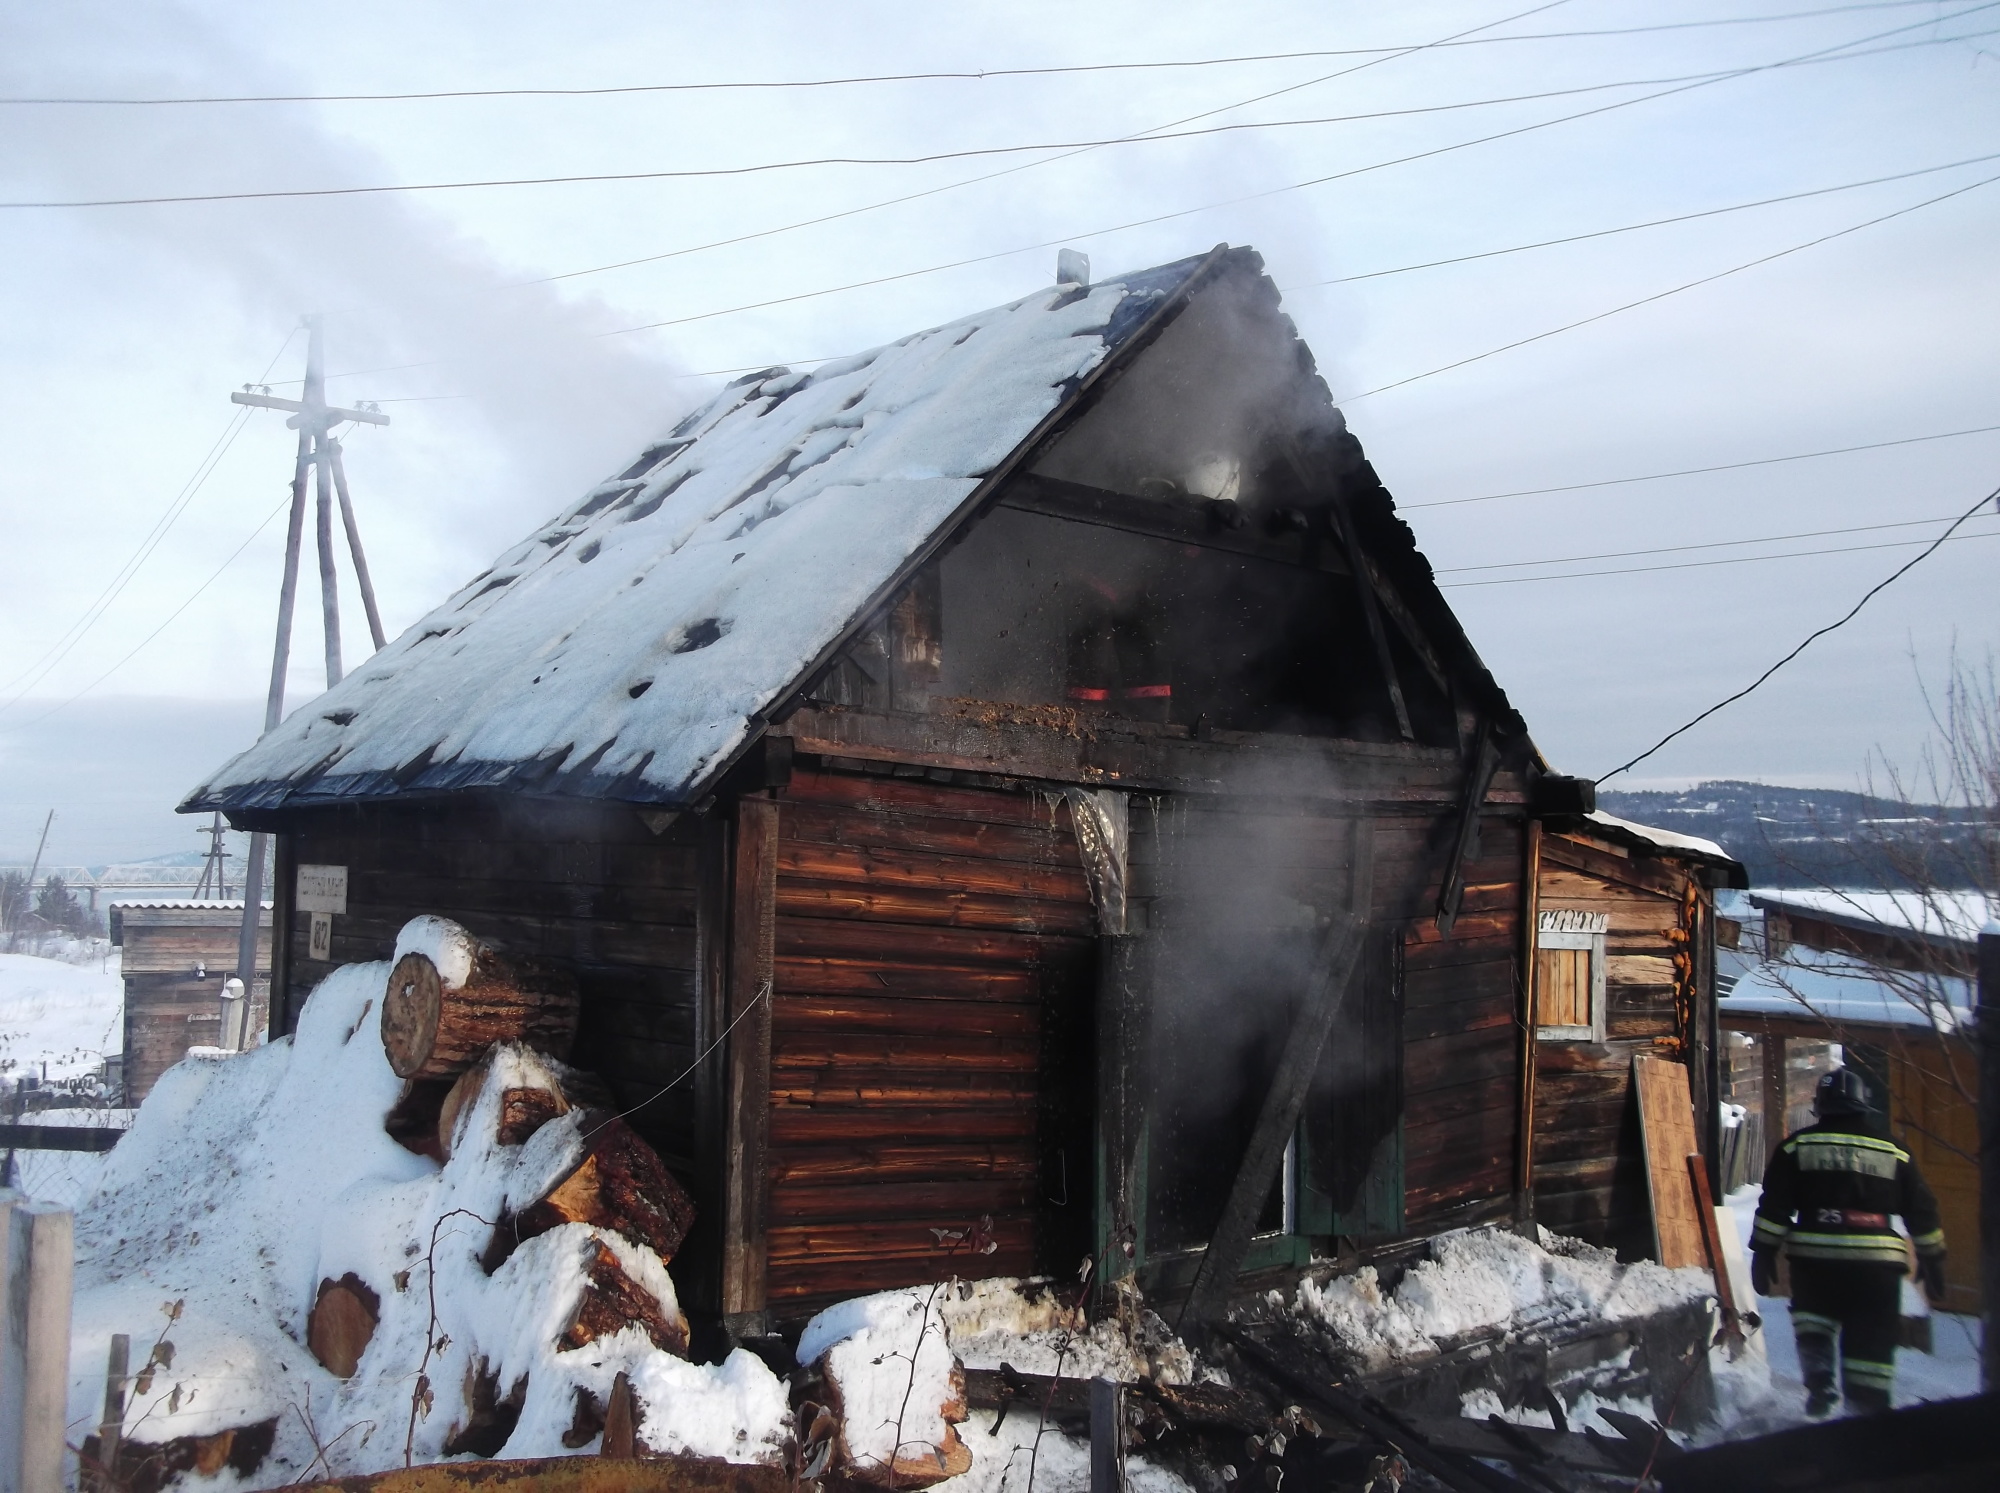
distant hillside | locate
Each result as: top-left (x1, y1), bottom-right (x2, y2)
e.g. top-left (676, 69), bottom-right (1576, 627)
top-left (1594, 780), bottom-right (1991, 889)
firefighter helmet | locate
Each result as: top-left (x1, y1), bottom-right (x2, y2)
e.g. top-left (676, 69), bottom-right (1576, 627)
top-left (1813, 1066), bottom-right (1872, 1118)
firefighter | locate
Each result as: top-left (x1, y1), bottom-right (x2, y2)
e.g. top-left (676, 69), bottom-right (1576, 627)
top-left (1750, 1066), bottom-right (1947, 1417)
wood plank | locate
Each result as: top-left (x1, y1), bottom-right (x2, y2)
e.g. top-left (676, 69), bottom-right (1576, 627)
top-left (768, 1143), bottom-right (1037, 1184)
top-left (777, 878), bottom-right (1096, 934)
top-left (773, 916), bottom-right (1075, 968)
top-left (769, 1178), bottom-right (1038, 1224)
top-left (1633, 1054), bottom-right (1706, 1269)
top-left (783, 767), bottom-right (1064, 829)
top-left (723, 797), bottom-right (778, 1318)
top-left (777, 840), bottom-right (1090, 902)
top-left (771, 1034), bottom-right (1041, 1073)
top-left (779, 801), bottom-right (1082, 869)
top-left (773, 957), bottom-right (1045, 1002)
top-left (773, 995), bottom-right (1041, 1039)
top-left (770, 1108), bottom-right (1038, 1144)
top-left (770, 1071), bottom-right (1039, 1106)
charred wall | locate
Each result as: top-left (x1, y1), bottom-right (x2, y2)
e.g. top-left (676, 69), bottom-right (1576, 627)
top-left (272, 797), bottom-right (708, 1174)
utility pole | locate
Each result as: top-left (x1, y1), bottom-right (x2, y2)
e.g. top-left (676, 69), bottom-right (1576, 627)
top-left (191, 813), bottom-right (231, 900)
top-left (226, 318), bottom-right (390, 1028)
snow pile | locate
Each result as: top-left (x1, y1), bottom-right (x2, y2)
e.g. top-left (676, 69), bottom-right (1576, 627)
top-left (68, 961), bottom-right (788, 1482)
top-left (0, 949), bottom-right (122, 1084)
top-left (395, 915), bottom-right (480, 989)
top-left (799, 1285), bottom-right (1195, 1493)
top-left (1294, 1226), bottom-right (1713, 1374)
top-left (941, 1278), bottom-right (1194, 1385)
top-left (799, 1288), bottom-right (967, 1483)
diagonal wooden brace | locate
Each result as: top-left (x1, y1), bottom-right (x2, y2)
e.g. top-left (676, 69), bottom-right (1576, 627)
top-left (1178, 913), bottom-right (1367, 1330)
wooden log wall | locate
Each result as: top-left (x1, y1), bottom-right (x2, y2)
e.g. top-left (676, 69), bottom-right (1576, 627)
top-left (763, 766), bottom-right (1096, 1312)
top-left (275, 799), bottom-right (706, 1173)
top-left (1531, 831), bottom-right (1700, 1255)
top-left (1396, 812), bottom-right (1527, 1232)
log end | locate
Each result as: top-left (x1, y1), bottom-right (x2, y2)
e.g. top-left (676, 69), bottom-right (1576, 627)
top-left (306, 1273), bottom-right (380, 1378)
top-left (382, 952), bottom-right (443, 1079)
top-left (561, 1240), bottom-right (688, 1357)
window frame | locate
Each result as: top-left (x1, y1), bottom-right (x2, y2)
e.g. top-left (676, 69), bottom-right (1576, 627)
top-left (1536, 908), bottom-right (1608, 1042)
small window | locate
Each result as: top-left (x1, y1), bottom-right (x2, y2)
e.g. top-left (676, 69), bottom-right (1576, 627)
top-left (1537, 909), bottom-right (1607, 1041)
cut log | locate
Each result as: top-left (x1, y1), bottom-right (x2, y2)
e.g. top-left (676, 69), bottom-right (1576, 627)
top-left (83, 1417), bottom-right (279, 1493)
top-left (509, 1111), bottom-right (697, 1264)
top-left (381, 927), bottom-right (580, 1080)
top-left (562, 1240), bottom-right (689, 1356)
top-left (438, 1048), bottom-right (569, 1159)
top-left (306, 1273), bottom-right (380, 1378)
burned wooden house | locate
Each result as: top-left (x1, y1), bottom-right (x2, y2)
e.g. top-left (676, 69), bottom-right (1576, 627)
top-left (185, 245), bottom-right (1738, 1339)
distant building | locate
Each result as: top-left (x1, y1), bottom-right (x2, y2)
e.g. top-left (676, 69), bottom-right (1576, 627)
top-left (1718, 888), bottom-right (1989, 1312)
top-left (108, 900), bottom-right (272, 1104)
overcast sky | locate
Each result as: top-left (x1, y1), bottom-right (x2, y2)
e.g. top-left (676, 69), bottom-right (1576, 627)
top-left (2, 1), bottom-right (1996, 864)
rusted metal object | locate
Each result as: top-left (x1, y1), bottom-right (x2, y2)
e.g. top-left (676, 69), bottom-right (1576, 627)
top-left (295, 1455), bottom-right (790, 1493)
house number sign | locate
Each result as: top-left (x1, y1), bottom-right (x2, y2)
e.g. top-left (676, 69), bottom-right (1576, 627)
top-left (297, 864), bottom-right (349, 961)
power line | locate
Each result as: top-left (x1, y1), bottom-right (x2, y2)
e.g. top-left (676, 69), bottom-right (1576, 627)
top-left (1295, 149), bottom-right (2000, 288)
top-left (520, 1), bottom-right (1574, 289)
top-left (8, 7), bottom-right (1991, 212)
top-left (1404, 423), bottom-right (2000, 509)
top-left (1, 3), bottom-right (1942, 105)
top-left (1596, 480), bottom-right (2000, 781)
top-left (1435, 511), bottom-right (2000, 573)
top-left (24, 61), bottom-right (1748, 210)
top-left (585, 16), bottom-right (1998, 341)
top-left (25, 492), bottom-right (297, 726)
top-left (1337, 168), bottom-right (2000, 405)
top-left (0, 331), bottom-right (297, 717)
top-left (1441, 526), bottom-right (1998, 586)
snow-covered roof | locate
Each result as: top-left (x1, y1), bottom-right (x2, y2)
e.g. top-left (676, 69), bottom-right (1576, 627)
top-left (108, 899), bottom-right (272, 911)
top-left (1750, 888), bottom-right (1994, 948)
top-left (186, 252), bottom-right (1220, 814)
top-left (1723, 947), bottom-right (1972, 1033)
top-left (1577, 811), bottom-right (1747, 884)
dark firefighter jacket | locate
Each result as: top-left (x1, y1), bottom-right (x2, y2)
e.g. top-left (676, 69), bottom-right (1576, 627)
top-left (1753, 1115), bottom-right (1945, 1268)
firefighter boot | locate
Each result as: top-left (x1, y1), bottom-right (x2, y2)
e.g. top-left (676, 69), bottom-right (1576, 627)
top-left (1794, 1312), bottom-right (1840, 1418)
top-left (1842, 1355), bottom-right (1895, 1415)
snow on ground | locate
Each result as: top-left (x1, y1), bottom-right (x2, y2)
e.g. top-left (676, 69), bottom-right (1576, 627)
top-left (0, 947), bottom-right (122, 1084)
top-left (801, 1284), bottom-right (1194, 1493)
top-left (1294, 1224), bottom-right (1714, 1376)
top-left (1724, 1183), bottom-right (1982, 1414)
top-left (65, 961), bottom-right (789, 1486)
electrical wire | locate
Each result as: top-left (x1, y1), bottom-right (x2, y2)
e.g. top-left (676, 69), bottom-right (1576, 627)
top-left (1294, 149), bottom-right (2000, 288)
top-left (8, 6), bottom-right (1990, 211)
top-left (25, 491), bottom-right (297, 726)
top-left (524, 10), bottom-right (1998, 291)
top-left (520, 1), bottom-right (1573, 288)
top-left (1434, 511), bottom-right (2000, 572)
top-left (1, 3), bottom-right (1944, 105)
top-left (1336, 168), bottom-right (2000, 405)
top-left (0, 330), bottom-right (298, 715)
top-left (1596, 480), bottom-right (2000, 780)
top-left (585, 16), bottom-right (1998, 341)
top-left (1403, 423), bottom-right (2000, 509)
top-left (1439, 525), bottom-right (1997, 586)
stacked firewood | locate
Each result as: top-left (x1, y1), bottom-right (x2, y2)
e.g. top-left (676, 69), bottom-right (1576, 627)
top-left (305, 917), bottom-right (697, 1448)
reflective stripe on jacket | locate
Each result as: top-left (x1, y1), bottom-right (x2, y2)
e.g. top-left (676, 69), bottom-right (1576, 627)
top-left (1753, 1121), bottom-right (1945, 1268)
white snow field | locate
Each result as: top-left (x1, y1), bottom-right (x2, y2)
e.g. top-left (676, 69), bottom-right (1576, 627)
top-left (0, 946), bottom-right (122, 1085)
